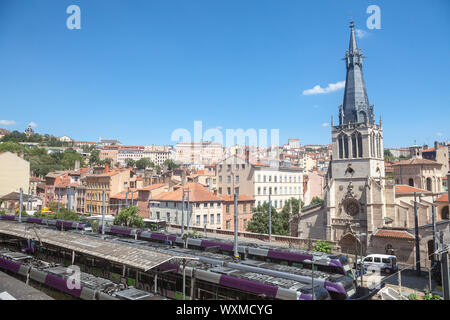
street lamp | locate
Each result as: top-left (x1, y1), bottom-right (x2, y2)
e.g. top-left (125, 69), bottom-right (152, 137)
top-left (352, 222), bottom-right (366, 287)
top-left (414, 192), bottom-right (425, 276)
top-left (303, 258), bottom-right (317, 300)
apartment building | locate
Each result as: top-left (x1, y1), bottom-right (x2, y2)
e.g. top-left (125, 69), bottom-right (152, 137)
top-left (85, 167), bottom-right (136, 215)
top-left (99, 148), bottom-right (118, 164)
top-left (253, 163), bottom-right (303, 210)
top-left (221, 195), bottom-right (255, 232)
top-left (143, 150), bottom-right (171, 166)
top-left (175, 141), bottom-right (223, 166)
top-left (0, 152), bottom-right (30, 197)
top-left (215, 155), bottom-right (254, 198)
top-left (149, 182), bottom-right (223, 229)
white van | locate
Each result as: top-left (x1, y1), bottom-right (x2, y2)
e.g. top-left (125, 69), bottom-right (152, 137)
top-left (358, 254), bottom-right (398, 274)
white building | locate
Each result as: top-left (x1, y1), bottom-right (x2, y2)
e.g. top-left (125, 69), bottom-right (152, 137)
top-left (253, 163), bottom-right (304, 210)
top-left (175, 141), bottom-right (224, 166)
top-left (143, 150), bottom-right (172, 166)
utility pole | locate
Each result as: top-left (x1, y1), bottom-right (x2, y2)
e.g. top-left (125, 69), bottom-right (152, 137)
top-left (268, 190), bottom-right (272, 242)
top-left (57, 187), bottom-right (61, 213)
top-left (442, 250), bottom-right (450, 300)
top-left (19, 188), bottom-right (23, 223)
top-left (90, 193), bottom-right (93, 217)
top-left (67, 187), bottom-right (71, 212)
top-left (432, 203), bottom-right (437, 261)
top-left (439, 231), bottom-right (450, 300)
top-left (125, 191), bottom-right (129, 207)
top-left (414, 192), bottom-right (421, 276)
top-left (101, 190), bottom-right (106, 237)
top-left (27, 185), bottom-right (31, 211)
top-left (131, 191), bottom-right (134, 206)
top-left (181, 189), bottom-right (185, 236)
top-left (186, 189), bottom-right (191, 231)
top-left (233, 188), bottom-right (239, 260)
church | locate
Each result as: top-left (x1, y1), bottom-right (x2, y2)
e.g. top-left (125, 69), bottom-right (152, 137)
top-left (293, 21), bottom-right (450, 268)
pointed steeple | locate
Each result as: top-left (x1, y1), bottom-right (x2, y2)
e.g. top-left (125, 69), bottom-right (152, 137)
top-left (339, 21), bottom-right (374, 125)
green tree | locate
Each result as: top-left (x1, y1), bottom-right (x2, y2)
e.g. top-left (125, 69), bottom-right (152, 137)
top-left (89, 149), bottom-right (101, 166)
top-left (113, 206), bottom-right (144, 228)
top-left (313, 240), bottom-right (333, 253)
top-left (247, 202), bottom-right (289, 236)
top-left (310, 197), bottom-right (324, 205)
top-left (125, 158), bottom-right (136, 168)
top-left (163, 159), bottom-right (180, 171)
top-left (136, 158), bottom-right (151, 170)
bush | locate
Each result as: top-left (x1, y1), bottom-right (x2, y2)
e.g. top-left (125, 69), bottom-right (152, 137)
top-left (424, 293), bottom-right (442, 300)
top-left (313, 240), bottom-right (333, 253)
top-left (407, 293), bottom-right (417, 300)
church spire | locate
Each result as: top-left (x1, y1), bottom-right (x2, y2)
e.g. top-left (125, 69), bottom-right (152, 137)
top-left (339, 21), bottom-right (374, 125)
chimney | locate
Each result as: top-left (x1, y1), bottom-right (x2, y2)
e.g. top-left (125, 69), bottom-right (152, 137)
top-left (434, 141), bottom-right (440, 150)
top-left (105, 164), bottom-right (109, 173)
top-left (423, 144), bottom-right (428, 150)
top-left (74, 160), bottom-right (80, 171)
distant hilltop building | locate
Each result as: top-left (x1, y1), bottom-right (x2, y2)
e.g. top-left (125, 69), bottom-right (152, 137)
top-left (99, 137), bottom-right (122, 146)
top-left (24, 123), bottom-right (35, 137)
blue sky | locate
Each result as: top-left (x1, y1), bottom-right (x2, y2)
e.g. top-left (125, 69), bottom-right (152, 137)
top-left (0, 0), bottom-right (449, 148)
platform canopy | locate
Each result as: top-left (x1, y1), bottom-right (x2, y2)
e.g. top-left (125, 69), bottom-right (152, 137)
top-left (0, 221), bottom-right (190, 272)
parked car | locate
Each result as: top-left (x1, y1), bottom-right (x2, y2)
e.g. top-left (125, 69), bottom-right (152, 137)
top-left (357, 254), bottom-right (398, 274)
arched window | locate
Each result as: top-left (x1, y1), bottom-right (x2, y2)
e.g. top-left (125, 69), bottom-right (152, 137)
top-left (377, 134), bottom-right (382, 158)
top-left (357, 132), bottom-right (363, 157)
top-left (344, 135), bottom-right (349, 158)
top-left (338, 134), bottom-right (344, 159)
top-left (359, 111), bottom-right (367, 123)
top-left (371, 132), bottom-right (375, 157)
top-left (426, 178), bottom-right (432, 191)
top-left (442, 206), bottom-right (449, 220)
top-left (408, 178), bottom-right (414, 187)
top-left (352, 133), bottom-right (357, 158)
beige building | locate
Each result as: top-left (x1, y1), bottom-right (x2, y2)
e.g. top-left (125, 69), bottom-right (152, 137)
top-left (0, 152), bottom-right (30, 197)
top-left (85, 167), bottom-right (136, 215)
top-left (150, 182), bottom-right (223, 229)
top-left (393, 146), bottom-right (443, 193)
top-left (175, 141), bottom-right (223, 166)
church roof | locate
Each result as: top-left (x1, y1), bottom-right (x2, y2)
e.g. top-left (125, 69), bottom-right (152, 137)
top-left (340, 21), bottom-right (373, 125)
top-left (392, 158), bottom-right (442, 166)
top-left (394, 185), bottom-right (430, 194)
top-left (373, 229), bottom-right (415, 240)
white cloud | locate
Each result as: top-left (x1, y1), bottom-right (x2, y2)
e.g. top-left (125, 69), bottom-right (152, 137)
top-left (303, 81), bottom-right (345, 96)
top-left (322, 123), bottom-right (329, 127)
top-left (355, 28), bottom-right (369, 39)
top-left (0, 120), bottom-right (16, 126)
top-left (28, 122), bottom-right (37, 127)
top-left (436, 132), bottom-right (443, 137)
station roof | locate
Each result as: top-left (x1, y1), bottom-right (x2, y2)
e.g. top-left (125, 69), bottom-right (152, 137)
top-left (0, 221), bottom-right (188, 272)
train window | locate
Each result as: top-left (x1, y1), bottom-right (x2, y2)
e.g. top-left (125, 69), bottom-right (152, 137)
top-left (280, 261), bottom-right (288, 266)
top-left (293, 263), bottom-right (303, 268)
top-left (128, 269), bottom-right (136, 279)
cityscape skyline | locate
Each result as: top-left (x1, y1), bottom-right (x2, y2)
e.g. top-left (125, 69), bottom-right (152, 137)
top-left (1, 0), bottom-right (449, 148)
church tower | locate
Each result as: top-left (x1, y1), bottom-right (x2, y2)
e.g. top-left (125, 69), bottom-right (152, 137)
top-left (326, 21), bottom-right (386, 254)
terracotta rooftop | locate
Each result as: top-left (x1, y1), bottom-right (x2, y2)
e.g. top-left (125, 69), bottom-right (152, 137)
top-left (138, 184), bottom-right (166, 191)
top-left (395, 185), bottom-right (430, 194)
top-left (110, 191), bottom-right (139, 200)
top-left (219, 195), bottom-right (255, 202)
top-left (152, 182), bottom-right (221, 202)
top-left (436, 194), bottom-right (449, 203)
top-left (373, 229), bottom-right (415, 240)
top-left (392, 158), bottom-right (442, 166)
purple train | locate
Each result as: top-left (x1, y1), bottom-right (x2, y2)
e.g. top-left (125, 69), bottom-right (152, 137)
top-left (0, 249), bottom-right (162, 300)
top-left (97, 224), bottom-right (352, 277)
